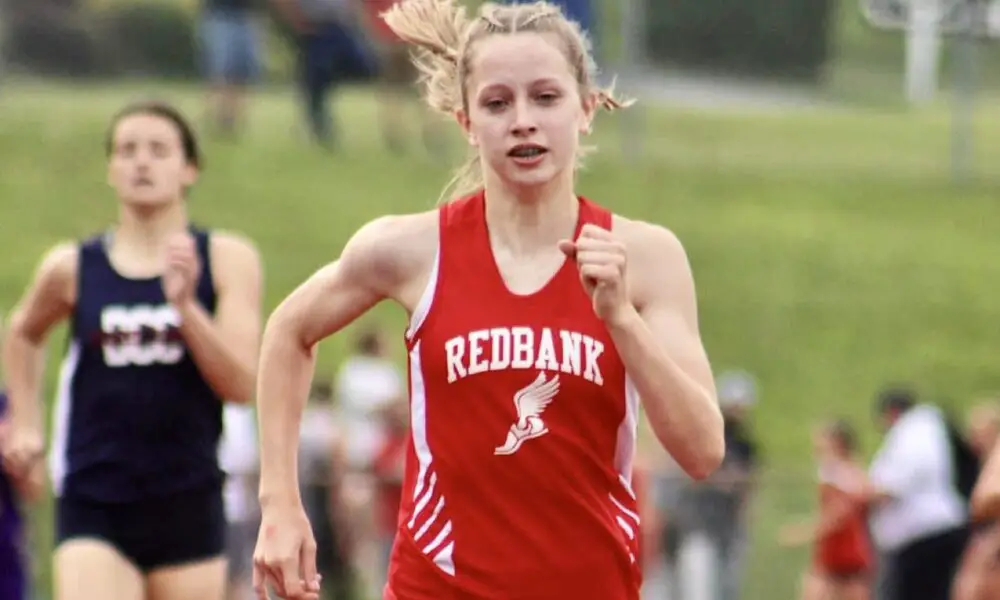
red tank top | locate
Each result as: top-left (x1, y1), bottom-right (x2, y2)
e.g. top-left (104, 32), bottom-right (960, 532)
top-left (814, 462), bottom-right (873, 574)
top-left (385, 192), bottom-right (642, 600)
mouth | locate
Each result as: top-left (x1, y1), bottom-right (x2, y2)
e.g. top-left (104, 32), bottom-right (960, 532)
top-left (133, 176), bottom-right (153, 187)
top-left (507, 144), bottom-right (548, 159)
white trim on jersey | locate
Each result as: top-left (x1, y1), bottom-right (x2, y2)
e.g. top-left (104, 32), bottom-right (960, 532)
top-left (406, 340), bottom-right (456, 576)
top-left (405, 247), bottom-right (440, 342)
top-left (49, 341), bottom-right (81, 497)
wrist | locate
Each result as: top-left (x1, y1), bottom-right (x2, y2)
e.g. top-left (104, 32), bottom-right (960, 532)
top-left (259, 477), bottom-right (302, 510)
top-left (604, 304), bottom-right (642, 334)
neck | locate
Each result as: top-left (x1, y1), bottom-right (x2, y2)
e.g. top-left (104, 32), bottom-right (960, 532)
top-left (113, 201), bottom-right (189, 258)
top-left (483, 171), bottom-right (578, 255)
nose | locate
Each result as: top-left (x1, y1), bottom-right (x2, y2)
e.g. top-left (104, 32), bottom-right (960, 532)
top-left (510, 100), bottom-right (537, 137)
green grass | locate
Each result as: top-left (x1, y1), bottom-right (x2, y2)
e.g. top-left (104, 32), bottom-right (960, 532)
top-left (2, 80), bottom-right (1000, 598)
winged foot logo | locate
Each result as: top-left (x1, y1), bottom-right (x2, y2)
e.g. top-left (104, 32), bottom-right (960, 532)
top-left (494, 371), bottom-right (561, 456)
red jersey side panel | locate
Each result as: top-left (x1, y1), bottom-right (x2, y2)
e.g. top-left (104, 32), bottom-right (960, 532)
top-left (387, 192), bottom-right (642, 600)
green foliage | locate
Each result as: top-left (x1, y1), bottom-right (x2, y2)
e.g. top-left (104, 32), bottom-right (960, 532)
top-left (95, 1), bottom-right (199, 79)
top-left (643, 0), bottom-right (836, 81)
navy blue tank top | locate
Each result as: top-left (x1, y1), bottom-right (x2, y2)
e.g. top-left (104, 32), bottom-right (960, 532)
top-left (50, 227), bottom-right (224, 504)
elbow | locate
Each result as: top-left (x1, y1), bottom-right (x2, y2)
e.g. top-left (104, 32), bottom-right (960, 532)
top-left (971, 484), bottom-right (1000, 523)
top-left (683, 434), bottom-right (726, 481)
top-left (226, 364), bottom-right (258, 405)
top-left (681, 405), bottom-right (726, 481)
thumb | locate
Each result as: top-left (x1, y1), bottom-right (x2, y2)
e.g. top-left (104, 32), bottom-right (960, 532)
top-left (557, 240), bottom-right (577, 258)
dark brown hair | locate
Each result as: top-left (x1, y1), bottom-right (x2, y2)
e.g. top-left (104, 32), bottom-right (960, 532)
top-left (105, 100), bottom-right (202, 168)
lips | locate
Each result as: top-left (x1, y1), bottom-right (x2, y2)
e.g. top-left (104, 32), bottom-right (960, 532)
top-left (507, 144), bottom-right (548, 158)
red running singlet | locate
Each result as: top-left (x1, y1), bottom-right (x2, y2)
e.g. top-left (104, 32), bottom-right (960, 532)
top-left (813, 462), bottom-right (873, 577)
top-left (385, 192), bottom-right (642, 600)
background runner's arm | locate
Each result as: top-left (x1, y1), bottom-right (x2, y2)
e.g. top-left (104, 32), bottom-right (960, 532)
top-left (177, 233), bottom-right (263, 403)
top-left (1, 243), bottom-right (77, 432)
top-left (257, 218), bottom-right (402, 507)
top-left (972, 443), bottom-right (1000, 521)
top-left (611, 223), bottom-right (723, 480)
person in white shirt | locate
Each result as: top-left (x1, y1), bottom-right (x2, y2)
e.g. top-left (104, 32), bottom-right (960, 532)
top-left (334, 326), bottom-right (404, 598)
top-left (867, 387), bottom-right (969, 600)
top-left (218, 404), bottom-right (260, 600)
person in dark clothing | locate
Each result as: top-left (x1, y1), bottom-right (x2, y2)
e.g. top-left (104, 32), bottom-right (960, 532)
top-left (271, 0), bottom-right (375, 148)
top-left (198, 0), bottom-right (262, 135)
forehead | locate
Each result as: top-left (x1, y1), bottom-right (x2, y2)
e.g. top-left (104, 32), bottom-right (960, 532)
top-left (469, 32), bottom-right (574, 90)
top-left (113, 113), bottom-right (182, 144)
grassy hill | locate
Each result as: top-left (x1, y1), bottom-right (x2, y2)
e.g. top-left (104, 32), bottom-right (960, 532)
top-left (1, 81), bottom-right (1000, 598)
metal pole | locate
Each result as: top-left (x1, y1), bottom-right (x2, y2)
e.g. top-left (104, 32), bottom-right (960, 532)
top-left (617, 0), bottom-right (644, 162)
top-left (950, 0), bottom-right (981, 184)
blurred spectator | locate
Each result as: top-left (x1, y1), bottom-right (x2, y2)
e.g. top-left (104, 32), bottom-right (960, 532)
top-left (271, 0), bottom-right (375, 147)
top-left (335, 325), bottom-right (403, 596)
top-left (299, 380), bottom-right (356, 600)
top-left (218, 403), bottom-right (260, 600)
top-left (198, 0), bottom-right (262, 136)
top-left (867, 386), bottom-right (968, 600)
top-left (779, 419), bottom-right (873, 600)
top-left (0, 313), bottom-right (33, 600)
top-left (359, 0), bottom-right (444, 155)
top-left (371, 397), bottom-right (408, 593)
top-left (702, 370), bottom-right (760, 600)
top-left (0, 390), bottom-right (29, 600)
top-left (643, 370), bottom-right (760, 600)
top-left (953, 401), bottom-right (1000, 600)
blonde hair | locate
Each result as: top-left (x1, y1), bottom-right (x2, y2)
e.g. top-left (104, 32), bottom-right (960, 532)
top-left (382, 0), bottom-right (633, 203)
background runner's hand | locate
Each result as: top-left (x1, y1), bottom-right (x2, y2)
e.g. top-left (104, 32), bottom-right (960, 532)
top-left (162, 232), bottom-right (200, 305)
top-left (0, 425), bottom-right (44, 481)
top-left (253, 500), bottom-right (322, 600)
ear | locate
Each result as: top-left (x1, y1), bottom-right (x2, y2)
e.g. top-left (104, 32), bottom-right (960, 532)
top-left (579, 92), bottom-right (598, 135)
top-left (181, 163), bottom-right (199, 187)
top-left (455, 109), bottom-right (478, 146)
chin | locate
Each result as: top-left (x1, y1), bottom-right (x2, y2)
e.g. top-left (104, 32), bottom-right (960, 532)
top-left (501, 166), bottom-right (563, 192)
top-left (121, 193), bottom-right (178, 211)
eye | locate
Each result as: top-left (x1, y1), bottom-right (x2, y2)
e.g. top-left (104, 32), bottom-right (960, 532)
top-left (150, 142), bottom-right (170, 158)
top-left (483, 98), bottom-right (508, 111)
top-left (536, 91), bottom-right (561, 104)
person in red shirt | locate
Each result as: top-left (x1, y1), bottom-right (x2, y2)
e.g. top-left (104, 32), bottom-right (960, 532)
top-left (780, 420), bottom-right (873, 600)
top-left (251, 1), bottom-right (725, 599)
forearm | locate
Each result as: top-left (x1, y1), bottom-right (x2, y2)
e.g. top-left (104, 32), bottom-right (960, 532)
top-left (972, 447), bottom-right (1000, 521)
top-left (176, 300), bottom-right (256, 403)
top-left (257, 315), bottom-right (316, 507)
top-left (1, 330), bottom-right (47, 430)
top-left (607, 309), bottom-right (724, 479)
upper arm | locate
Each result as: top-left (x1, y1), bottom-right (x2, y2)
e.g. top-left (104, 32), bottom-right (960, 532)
top-left (8, 242), bottom-right (78, 343)
top-left (210, 232), bottom-right (264, 366)
top-left (269, 214), bottom-right (434, 349)
top-left (621, 219), bottom-right (716, 397)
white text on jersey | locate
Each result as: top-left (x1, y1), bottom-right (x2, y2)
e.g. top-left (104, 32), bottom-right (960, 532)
top-left (444, 327), bottom-right (604, 385)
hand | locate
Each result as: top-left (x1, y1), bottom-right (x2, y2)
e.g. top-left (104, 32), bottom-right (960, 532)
top-left (0, 425), bottom-right (44, 482)
top-left (162, 233), bottom-right (201, 305)
top-left (558, 224), bottom-right (631, 325)
top-left (253, 500), bottom-right (322, 600)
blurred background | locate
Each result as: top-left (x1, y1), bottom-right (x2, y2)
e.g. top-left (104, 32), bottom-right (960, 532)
top-left (1, 0), bottom-right (1000, 598)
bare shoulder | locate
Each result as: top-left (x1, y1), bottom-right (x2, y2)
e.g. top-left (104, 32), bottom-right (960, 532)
top-left (612, 216), bottom-right (692, 305)
top-left (341, 210), bottom-right (439, 306)
top-left (611, 215), bottom-right (687, 260)
top-left (208, 231), bottom-right (263, 294)
top-left (209, 230), bottom-right (262, 263)
top-left (38, 241), bottom-right (80, 299)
